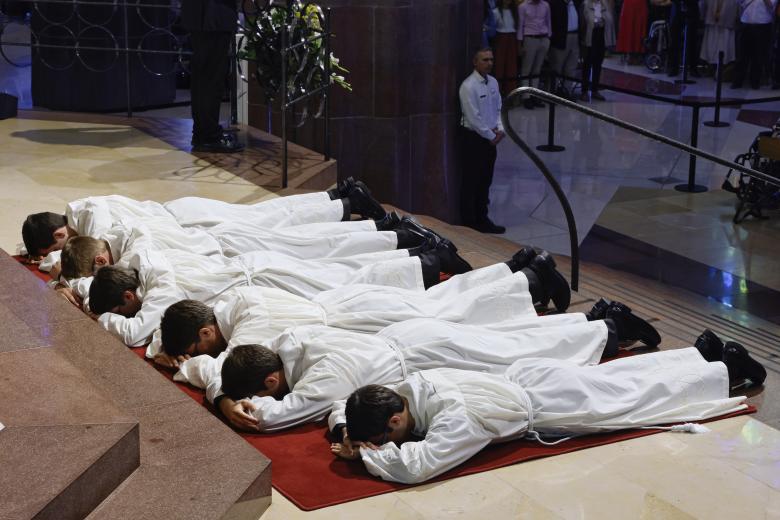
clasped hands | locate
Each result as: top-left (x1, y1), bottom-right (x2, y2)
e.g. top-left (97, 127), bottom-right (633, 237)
top-left (330, 426), bottom-right (381, 460)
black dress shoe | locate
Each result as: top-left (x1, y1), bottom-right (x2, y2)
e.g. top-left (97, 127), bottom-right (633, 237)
top-left (694, 329), bottom-right (724, 362)
top-left (723, 341), bottom-right (766, 389)
top-left (348, 184), bottom-right (386, 220)
top-left (585, 297), bottom-right (612, 321)
top-left (532, 98), bottom-right (545, 108)
top-left (192, 133), bottom-right (245, 153)
top-left (434, 239), bottom-right (472, 275)
top-left (375, 211), bottom-right (402, 231)
top-left (523, 99), bottom-right (535, 110)
top-left (335, 177), bottom-right (357, 198)
top-left (472, 219), bottom-right (506, 234)
top-left (605, 302), bottom-right (661, 347)
top-left (505, 247), bottom-right (537, 273)
top-left (529, 252), bottom-right (570, 312)
top-left (590, 91), bottom-right (606, 101)
top-left (400, 215), bottom-right (449, 244)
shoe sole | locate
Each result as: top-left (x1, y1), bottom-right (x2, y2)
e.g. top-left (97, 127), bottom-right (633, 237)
top-left (725, 342), bottom-right (767, 389)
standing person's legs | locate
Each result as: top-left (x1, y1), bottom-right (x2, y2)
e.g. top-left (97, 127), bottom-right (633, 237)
top-left (495, 33), bottom-right (519, 95)
top-left (460, 129), bottom-right (485, 227)
top-left (562, 33), bottom-right (580, 93)
top-left (529, 37), bottom-right (550, 89)
top-left (188, 31), bottom-right (208, 144)
top-left (590, 27), bottom-right (606, 98)
top-left (749, 24), bottom-right (772, 89)
top-left (519, 38), bottom-right (540, 105)
top-left (581, 44), bottom-right (593, 99)
top-left (732, 25), bottom-right (752, 87)
top-left (474, 140), bottom-right (498, 226)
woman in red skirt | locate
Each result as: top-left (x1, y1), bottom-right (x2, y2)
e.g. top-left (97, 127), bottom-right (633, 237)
top-left (616, 0), bottom-right (649, 62)
top-left (493, 0), bottom-right (520, 96)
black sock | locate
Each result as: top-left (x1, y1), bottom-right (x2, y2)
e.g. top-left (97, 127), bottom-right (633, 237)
top-left (602, 318), bottom-right (619, 357)
top-left (504, 260), bottom-right (519, 273)
top-left (520, 267), bottom-right (543, 302)
top-left (395, 229), bottom-right (425, 249)
top-left (418, 252), bottom-right (441, 289)
top-left (340, 198), bottom-right (350, 220)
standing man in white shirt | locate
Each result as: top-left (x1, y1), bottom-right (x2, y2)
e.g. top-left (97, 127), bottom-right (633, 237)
top-left (732, 0), bottom-right (778, 89)
top-left (458, 48), bottom-right (506, 235)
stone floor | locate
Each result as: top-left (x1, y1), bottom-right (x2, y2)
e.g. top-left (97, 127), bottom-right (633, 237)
top-left (1, 109), bottom-right (779, 518)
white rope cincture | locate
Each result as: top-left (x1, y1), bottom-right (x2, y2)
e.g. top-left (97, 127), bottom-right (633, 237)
top-left (639, 423), bottom-right (712, 434)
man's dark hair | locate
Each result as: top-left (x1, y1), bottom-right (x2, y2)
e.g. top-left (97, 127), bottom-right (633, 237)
top-left (160, 300), bottom-right (215, 357)
top-left (21, 212), bottom-right (67, 255)
top-left (221, 344), bottom-right (283, 400)
top-left (473, 46), bottom-right (493, 60)
top-left (345, 385), bottom-right (404, 442)
top-left (89, 266), bottom-right (140, 315)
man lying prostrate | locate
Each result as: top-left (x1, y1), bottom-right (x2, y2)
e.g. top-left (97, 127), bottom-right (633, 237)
top-left (331, 339), bottom-right (767, 484)
top-left (57, 217), bottom-right (430, 280)
top-left (83, 243), bottom-right (472, 346)
top-left (22, 194), bottom-right (174, 260)
top-left (214, 307), bottom-right (659, 432)
top-left (152, 248), bottom-right (574, 370)
top-left (58, 220), bottom-right (223, 280)
top-left (164, 177), bottom-right (387, 229)
top-left (20, 178), bottom-right (386, 266)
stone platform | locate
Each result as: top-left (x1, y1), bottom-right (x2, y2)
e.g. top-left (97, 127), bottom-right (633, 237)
top-left (0, 252), bottom-right (271, 520)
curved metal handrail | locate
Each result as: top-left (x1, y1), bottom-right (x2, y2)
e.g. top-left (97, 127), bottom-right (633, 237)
top-left (501, 86), bottom-right (780, 293)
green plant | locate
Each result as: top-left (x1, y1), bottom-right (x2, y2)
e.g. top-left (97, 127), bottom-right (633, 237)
top-left (237, 1), bottom-right (351, 103)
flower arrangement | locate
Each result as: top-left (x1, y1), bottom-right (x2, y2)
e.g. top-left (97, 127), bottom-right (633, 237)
top-left (237, 1), bottom-right (351, 104)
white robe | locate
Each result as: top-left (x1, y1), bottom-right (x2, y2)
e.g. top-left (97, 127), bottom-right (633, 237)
top-left (167, 266), bottom-right (541, 383)
top-left (209, 221), bottom-right (398, 258)
top-left (213, 317), bottom-right (609, 431)
top-left (101, 219), bottom-right (223, 259)
top-left (350, 350), bottom-right (747, 484)
top-left (97, 247), bottom-right (423, 347)
top-left (162, 192), bottom-right (345, 229)
top-left (66, 195), bottom-right (174, 238)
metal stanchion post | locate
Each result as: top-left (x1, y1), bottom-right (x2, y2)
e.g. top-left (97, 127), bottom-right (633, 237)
top-left (704, 51), bottom-right (730, 128)
top-left (675, 105), bottom-right (708, 192)
top-left (323, 8), bottom-right (331, 161)
top-left (536, 72), bottom-right (566, 152)
top-left (675, 10), bottom-right (696, 85)
top-left (281, 22), bottom-right (288, 189)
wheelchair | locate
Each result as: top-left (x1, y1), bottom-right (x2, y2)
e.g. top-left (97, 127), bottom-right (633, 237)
top-left (722, 130), bottom-right (780, 224)
top-left (644, 20), bottom-right (669, 73)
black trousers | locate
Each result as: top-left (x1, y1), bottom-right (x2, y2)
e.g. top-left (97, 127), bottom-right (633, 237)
top-left (582, 27), bottom-right (605, 92)
top-left (667, 16), bottom-right (699, 74)
top-left (734, 23), bottom-right (772, 88)
top-left (189, 31), bottom-right (233, 142)
top-left (460, 128), bottom-right (497, 226)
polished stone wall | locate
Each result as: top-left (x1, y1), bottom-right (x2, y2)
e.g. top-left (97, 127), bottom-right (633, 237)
top-left (246, 0), bottom-right (483, 222)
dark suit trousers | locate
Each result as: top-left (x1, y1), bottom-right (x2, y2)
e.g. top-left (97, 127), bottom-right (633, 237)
top-left (460, 128), bottom-right (498, 226)
top-left (734, 23), bottom-right (772, 88)
top-left (189, 31), bottom-right (233, 142)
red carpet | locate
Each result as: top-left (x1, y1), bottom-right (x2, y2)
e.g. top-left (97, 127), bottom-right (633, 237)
top-left (13, 255), bottom-right (53, 283)
top-left (128, 347), bottom-right (755, 511)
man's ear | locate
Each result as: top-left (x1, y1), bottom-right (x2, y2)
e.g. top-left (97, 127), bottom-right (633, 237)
top-left (388, 414), bottom-right (403, 428)
top-left (198, 325), bottom-right (215, 341)
top-left (122, 290), bottom-right (137, 304)
top-left (94, 253), bottom-right (109, 267)
top-left (263, 372), bottom-right (280, 392)
top-left (53, 228), bottom-right (68, 240)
